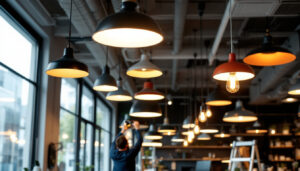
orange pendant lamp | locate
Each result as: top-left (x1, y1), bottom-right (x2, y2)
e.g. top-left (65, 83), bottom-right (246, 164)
top-left (243, 29), bottom-right (296, 66)
top-left (134, 80), bottom-right (164, 101)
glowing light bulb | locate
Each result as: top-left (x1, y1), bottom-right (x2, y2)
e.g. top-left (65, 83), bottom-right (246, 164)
top-left (194, 124), bottom-right (200, 134)
top-left (183, 140), bottom-right (188, 146)
top-left (220, 133), bottom-right (225, 138)
top-left (168, 100), bottom-right (173, 105)
top-left (187, 134), bottom-right (194, 143)
top-left (206, 107), bottom-right (212, 118)
top-left (199, 111), bottom-right (207, 123)
top-left (226, 72), bottom-right (240, 93)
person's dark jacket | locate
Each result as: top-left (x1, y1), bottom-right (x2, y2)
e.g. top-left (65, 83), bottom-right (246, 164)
top-left (110, 130), bottom-right (143, 171)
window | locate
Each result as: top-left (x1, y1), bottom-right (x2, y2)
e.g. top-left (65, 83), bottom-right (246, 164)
top-left (0, 6), bottom-right (39, 171)
top-left (58, 79), bottom-right (113, 171)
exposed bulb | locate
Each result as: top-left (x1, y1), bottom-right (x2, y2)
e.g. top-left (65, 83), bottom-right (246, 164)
top-left (199, 111), bottom-right (207, 123)
top-left (226, 72), bottom-right (240, 93)
top-left (183, 140), bottom-right (188, 147)
top-left (187, 134), bottom-right (194, 143)
top-left (194, 124), bottom-right (200, 134)
top-left (206, 107), bottom-right (212, 118)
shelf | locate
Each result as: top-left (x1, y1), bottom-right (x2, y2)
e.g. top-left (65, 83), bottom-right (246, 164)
top-left (270, 160), bottom-right (294, 162)
top-left (161, 158), bottom-right (228, 162)
top-left (268, 133), bottom-right (293, 137)
top-left (269, 146), bottom-right (294, 149)
top-left (230, 133), bottom-right (265, 137)
top-left (156, 146), bottom-right (231, 149)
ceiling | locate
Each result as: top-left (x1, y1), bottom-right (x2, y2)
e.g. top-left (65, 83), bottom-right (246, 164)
top-left (32, 0), bottom-right (300, 107)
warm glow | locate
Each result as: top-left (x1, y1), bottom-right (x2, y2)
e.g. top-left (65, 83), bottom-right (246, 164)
top-left (187, 134), bottom-right (194, 143)
top-left (127, 69), bottom-right (163, 78)
top-left (243, 51), bottom-right (296, 66)
top-left (223, 116), bottom-right (257, 123)
top-left (200, 129), bottom-right (219, 134)
top-left (10, 134), bottom-right (18, 143)
top-left (246, 129), bottom-right (268, 134)
top-left (226, 72), bottom-right (240, 93)
top-left (197, 136), bottom-right (211, 140)
top-left (214, 133), bottom-right (230, 138)
top-left (93, 85), bottom-right (118, 92)
top-left (189, 131), bottom-right (195, 139)
top-left (213, 71), bottom-right (254, 81)
top-left (134, 94), bottom-right (165, 101)
top-left (162, 132), bottom-right (176, 136)
top-left (221, 160), bottom-right (230, 164)
top-left (92, 28), bottom-right (164, 48)
top-left (144, 135), bottom-right (163, 140)
top-left (0, 130), bottom-right (16, 136)
top-left (183, 140), bottom-right (188, 147)
top-left (270, 129), bottom-right (276, 134)
top-left (129, 112), bottom-right (162, 118)
top-left (46, 68), bottom-right (89, 78)
top-left (168, 100), bottom-right (173, 105)
top-left (282, 97), bottom-right (298, 103)
top-left (158, 129), bottom-right (176, 133)
top-left (288, 89), bottom-right (300, 95)
top-left (182, 131), bottom-right (190, 136)
top-left (172, 137), bottom-right (184, 142)
top-left (206, 100), bottom-right (232, 106)
top-left (182, 123), bottom-right (195, 129)
top-left (206, 108), bottom-right (212, 118)
top-left (142, 142), bottom-right (163, 147)
top-left (199, 111), bottom-right (207, 123)
top-left (194, 125), bottom-right (201, 134)
top-left (106, 95), bottom-right (133, 101)
top-left (62, 133), bottom-right (69, 140)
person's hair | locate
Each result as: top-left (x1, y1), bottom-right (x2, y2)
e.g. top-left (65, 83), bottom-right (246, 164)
top-left (116, 135), bottom-right (128, 149)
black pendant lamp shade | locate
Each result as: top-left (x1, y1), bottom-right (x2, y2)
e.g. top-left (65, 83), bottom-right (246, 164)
top-left (158, 117), bottom-right (176, 134)
top-left (206, 88), bottom-right (232, 106)
top-left (106, 79), bottom-right (132, 101)
top-left (129, 100), bottom-right (162, 118)
top-left (144, 124), bottom-right (163, 140)
top-left (93, 66), bottom-right (117, 92)
top-left (92, 0), bottom-right (163, 48)
top-left (182, 115), bottom-right (195, 129)
top-left (223, 100), bottom-right (257, 123)
top-left (171, 132), bottom-right (185, 142)
top-left (243, 29), bottom-right (296, 66)
top-left (46, 47), bottom-right (89, 78)
top-left (246, 121), bottom-right (268, 134)
top-left (197, 133), bottom-right (211, 140)
top-left (288, 80), bottom-right (300, 95)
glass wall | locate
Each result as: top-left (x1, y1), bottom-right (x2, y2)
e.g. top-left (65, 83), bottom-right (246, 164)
top-left (0, 6), bottom-right (39, 171)
top-left (58, 79), bottom-right (112, 171)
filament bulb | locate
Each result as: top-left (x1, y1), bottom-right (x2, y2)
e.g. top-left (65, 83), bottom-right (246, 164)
top-left (183, 140), bottom-right (188, 147)
top-left (194, 124), bottom-right (200, 134)
top-left (199, 111), bottom-right (207, 123)
top-left (226, 72), bottom-right (240, 93)
top-left (206, 107), bottom-right (212, 118)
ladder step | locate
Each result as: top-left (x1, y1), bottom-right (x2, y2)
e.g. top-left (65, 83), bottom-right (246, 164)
top-left (230, 158), bottom-right (251, 162)
top-left (234, 141), bottom-right (255, 147)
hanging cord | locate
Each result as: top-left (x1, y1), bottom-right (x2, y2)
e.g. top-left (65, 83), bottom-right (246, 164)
top-left (229, 0), bottom-right (233, 53)
top-left (199, 15), bottom-right (204, 102)
top-left (68, 0), bottom-right (73, 47)
top-left (205, 41), bottom-right (210, 96)
top-left (118, 55), bottom-right (121, 80)
top-left (164, 71), bottom-right (168, 119)
top-left (105, 46), bottom-right (108, 66)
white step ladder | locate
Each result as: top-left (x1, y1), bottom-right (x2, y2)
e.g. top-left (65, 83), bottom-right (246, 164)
top-left (228, 140), bottom-right (262, 171)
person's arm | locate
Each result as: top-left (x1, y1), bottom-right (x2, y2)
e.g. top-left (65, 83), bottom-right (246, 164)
top-left (127, 122), bottom-right (143, 157)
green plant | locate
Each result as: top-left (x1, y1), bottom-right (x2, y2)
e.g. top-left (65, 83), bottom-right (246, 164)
top-left (23, 169), bottom-right (29, 171)
top-left (76, 163), bottom-right (94, 171)
top-left (234, 168), bottom-right (240, 171)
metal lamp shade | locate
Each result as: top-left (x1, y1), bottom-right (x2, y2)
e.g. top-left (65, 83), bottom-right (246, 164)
top-left (144, 125), bottom-right (162, 140)
top-left (197, 133), bottom-right (211, 140)
top-left (106, 80), bottom-right (132, 101)
top-left (92, 1), bottom-right (163, 48)
top-left (206, 89), bottom-right (232, 106)
top-left (171, 132), bottom-right (185, 142)
top-left (214, 132), bottom-right (231, 138)
top-left (142, 139), bottom-right (163, 147)
top-left (129, 100), bottom-right (162, 118)
top-left (182, 115), bottom-right (195, 129)
top-left (282, 97), bottom-right (298, 103)
top-left (158, 117), bottom-right (176, 134)
top-left (243, 31), bottom-right (296, 66)
top-left (93, 66), bottom-right (117, 92)
top-left (127, 54), bottom-right (163, 78)
top-left (134, 80), bottom-right (164, 100)
top-left (288, 80), bottom-right (300, 95)
top-left (213, 53), bottom-right (255, 81)
top-left (223, 100), bottom-right (257, 123)
top-left (199, 125), bottom-right (219, 134)
top-left (46, 47), bottom-right (89, 78)
top-left (246, 121), bottom-right (268, 134)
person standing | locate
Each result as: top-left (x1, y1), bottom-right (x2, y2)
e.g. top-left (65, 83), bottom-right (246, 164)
top-left (110, 121), bottom-right (143, 171)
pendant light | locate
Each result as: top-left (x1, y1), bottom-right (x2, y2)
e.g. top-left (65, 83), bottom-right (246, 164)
top-left (193, 118), bottom-right (201, 134)
top-left (171, 131), bottom-right (185, 142)
top-left (142, 139), bottom-right (163, 147)
top-left (182, 115), bottom-right (195, 129)
top-left (46, 0), bottom-right (88, 78)
top-left (127, 54), bottom-right (163, 78)
top-left (288, 80), bottom-right (300, 95)
top-left (281, 97), bottom-right (298, 103)
top-left (181, 129), bottom-right (190, 136)
top-left (223, 100), bottom-right (257, 123)
top-left (183, 139), bottom-right (188, 147)
top-left (92, 0), bottom-right (163, 48)
top-left (106, 58), bottom-right (132, 101)
top-left (298, 105), bottom-right (300, 117)
top-left (206, 106), bottom-right (212, 118)
top-left (144, 125), bottom-right (162, 140)
top-left (199, 125), bottom-right (219, 134)
top-left (246, 121), bottom-right (268, 134)
top-left (134, 80), bottom-right (164, 101)
top-left (129, 100), bottom-right (162, 118)
top-left (212, 0), bottom-right (254, 93)
top-left (214, 127), bottom-right (230, 138)
top-left (243, 28), bottom-right (296, 66)
top-left (199, 103), bottom-right (207, 123)
top-left (206, 87), bottom-right (232, 106)
top-left (158, 98), bottom-right (176, 134)
top-left (197, 133), bottom-right (211, 140)
top-left (93, 47), bottom-right (117, 92)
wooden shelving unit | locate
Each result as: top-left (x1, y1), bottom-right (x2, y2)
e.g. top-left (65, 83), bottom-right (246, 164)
top-left (268, 133), bottom-right (293, 137)
top-left (270, 160), bottom-right (294, 162)
top-left (155, 145), bottom-right (231, 149)
top-left (269, 146), bottom-right (294, 149)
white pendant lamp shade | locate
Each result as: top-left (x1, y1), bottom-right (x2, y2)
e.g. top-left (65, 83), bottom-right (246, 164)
top-left (129, 100), bottom-right (162, 118)
top-left (206, 88), bottom-right (232, 106)
top-left (142, 139), bottom-right (163, 147)
top-left (134, 81), bottom-right (164, 101)
top-left (93, 66), bottom-right (117, 92)
top-left (106, 79), bottom-right (132, 101)
top-left (158, 117), bottom-right (176, 133)
top-left (199, 125), bottom-right (219, 134)
top-left (92, 0), bottom-right (163, 48)
top-left (223, 100), bottom-right (257, 123)
top-left (144, 125), bottom-right (163, 140)
top-left (197, 133), bottom-right (211, 140)
top-left (288, 80), bottom-right (300, 95)
top-left (127, 54), bottom-right (163, 78)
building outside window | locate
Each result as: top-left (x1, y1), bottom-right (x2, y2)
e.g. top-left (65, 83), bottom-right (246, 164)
top-left (0, 6), bottom-right (39, 171)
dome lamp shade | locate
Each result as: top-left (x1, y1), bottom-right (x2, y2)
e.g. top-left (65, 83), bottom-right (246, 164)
top-left (144, 125), bottom-right (163, 140)
top-left (213, 53), bottom-right (255, 81)
top-left (46, 48), bottom-right (89, 78)
top-left (214, 132), bottom-right (231, 138)
top-left (246, 121), bottom-right (268, 134)
top-left (223, 100), bottom-right (257, 123)
top-left (199, 125), bottom-right (219, 134)
top-left (93, 66), bottom-right (117, 92)
top-left (182, 115), bottom-right (195, 129)
top-left (282, 97), bottom-right (298, 103)
top-left (129, 100), bottom-right (162, 118)
top-left (134, 80), bottom-right (164, 101)
top-left (106, 79), bottom-right (132, 101)
top-left (243, 29), bottom-right (296, 66)
top-left (205, 88), bottom-right (232, 106)
top-left (127, 54), bottom-right (163, 78)
top-left (288, 80), bottom-right (300, 95)
top-left (197, 133), bottom-right (211, 140)
top-left (142, 139), bottom-right (162, 147)
top-left (158, 117), bottom-right (176, 134)
top-left (171, 132), bottom-right (185, 142)
top-left (92, 0), bottom-right (163, 48)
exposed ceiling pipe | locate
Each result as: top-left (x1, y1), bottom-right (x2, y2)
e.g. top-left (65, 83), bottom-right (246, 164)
top-left (208, 0), bottom-right (236, 65)
top-left (58, 0), bottom-right (136, 94)
top-left (171, 0), bottom-right (188, 91)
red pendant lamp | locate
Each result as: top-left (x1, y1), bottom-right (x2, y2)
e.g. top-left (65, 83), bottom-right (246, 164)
top-left (134, 80), bottom-right (164, 101)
